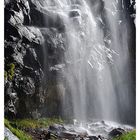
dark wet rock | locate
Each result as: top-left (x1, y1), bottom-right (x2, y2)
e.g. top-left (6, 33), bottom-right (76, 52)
top-left (5, 23), bottom-right (21, 41)
top-left (12, 52), bottom-right (24, 66)
top-left (5, 81), bottom-right (18, 117)
top-left (49, 124), bottom-right (66, 132)
top-left (23, 127), bottom-right (50, 140)
top-left (59, 131), bottom-right (77, 139)
top-left (22, 121), bottom-right (134, 140)
top-left (40, 28), bottom-right (66, 50)
top-left (48, 124), bottom-right (78, 139)
top-left (23, 48), bottom-right (41, 69)
top-left (98, 135), bottom-right (106, 140)
top-left (108, 128), bottom-right (125, 137)
top-left (4, 0), bottom-right (46, 117)
top-left (5, 24), bottom-right (44, 44)
top-left (69, 10), bottom-right (81, 18)
top-left (4, 40), bottom-right (45, 117)
top-left (17, 77), bottom-right (35, 95)
top-left (9, 10), bottom-right (24, 25)
top-left (5, 0), bottom-right (30, 25)
top-left (88, 136), bottom-right (99, 140)
top-left (48, 124), bottom-right (91, 139)
top-left (17, 25), bottom-right (44, 44)
top-left (29, 0), bottom-right (65, 32)
top-left (4, 0), bottom-right (81, 119)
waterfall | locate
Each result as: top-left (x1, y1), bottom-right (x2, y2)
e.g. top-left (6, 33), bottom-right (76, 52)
top-left (38, 0), bottom-right (135, 124)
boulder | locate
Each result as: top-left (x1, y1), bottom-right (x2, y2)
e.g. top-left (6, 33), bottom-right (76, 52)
top-left (109, 128), bottom-right (125, 137)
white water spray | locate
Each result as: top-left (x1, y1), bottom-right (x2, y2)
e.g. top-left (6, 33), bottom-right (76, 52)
top-left (35, 0), bottom-right (135, 124)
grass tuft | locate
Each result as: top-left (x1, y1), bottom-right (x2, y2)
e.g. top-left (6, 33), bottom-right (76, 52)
top-left (113, 130), bottom-right (136, 140)
top-left (10, 117), bottom-right (64, 129)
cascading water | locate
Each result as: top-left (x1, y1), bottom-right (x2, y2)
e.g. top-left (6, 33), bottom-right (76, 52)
top-left (36, 0), bottom-right (135, 125)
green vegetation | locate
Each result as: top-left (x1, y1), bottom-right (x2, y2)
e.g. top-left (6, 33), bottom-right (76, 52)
top-left (4, 119), bottom-right (32, 140)
top-left (4, 137), bottom-right (8, 140)
top-left (5, 63), bottom-right (15, 80)
top-left (4, 71), bottom-right (8, 80)
top-left (113, 130), bottom-right (136, 140)
top-left (4, 118), bottom-right (63, 140)
top-left (8, 63), bottom-right (15, 80)
top-left (10, 117), bottom-right (63, 129)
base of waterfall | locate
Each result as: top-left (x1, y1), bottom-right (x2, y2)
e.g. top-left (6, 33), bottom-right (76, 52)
top-left (46, 120), bottom-right (134, 140)
top-left (5, 118), bottom-right (135, 140)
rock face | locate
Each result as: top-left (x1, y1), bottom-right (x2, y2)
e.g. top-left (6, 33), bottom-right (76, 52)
top-left (4, 0), bottom-right (65, 118)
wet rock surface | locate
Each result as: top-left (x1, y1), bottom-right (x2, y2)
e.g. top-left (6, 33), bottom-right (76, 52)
top-left (4, 0), bottom-right (66, 118)
top-left (22, 121), bottom-right (133, 140)
top-left (108, 128), bottom-right (125, 137)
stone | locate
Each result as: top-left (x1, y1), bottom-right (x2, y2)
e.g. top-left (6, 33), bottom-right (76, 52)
top-left (4, 127), bottom-right (19, 140)
top-left (88, 136), bottom-right (99, 140)
top-left (18, 77), bottom-right (35, 95)
top-left (48, 124), bottom-right (66, 132)
top-left (17, 25), bottom-right (44, 44)
top-left (109, 128), bottom-right (125, 137)
top-left (29, 0), bottom-right (65, 31)
top-left (9, 10), bottom-right (24, 25)
top-left (59, 131), bottom-right (77, 139)
top-left (69, 10), bottom-right (81, 18)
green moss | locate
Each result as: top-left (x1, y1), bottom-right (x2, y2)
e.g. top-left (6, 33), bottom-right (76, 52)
top-left (4, 71), bottom-right (8, 80)
top-left (9, 63), bottom-right (15, 69)
top-left (5, 63), bottom-right (15, 80)
top-left (113, 130), bottom-right (136, 140)
top-left (8, 63), bottom-right (15, 80)
top-left (10, 117), bottom-right (64, 129)
top-left (4, 119), bottom-right (32, 140)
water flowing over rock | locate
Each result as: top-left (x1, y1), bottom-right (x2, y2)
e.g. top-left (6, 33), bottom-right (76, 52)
top-left (46, 120), bottom-right (133, 140)
top-left (5, 0), bottom-right (135, 127)
top-left (35, 0), bottom-right (135, 125)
